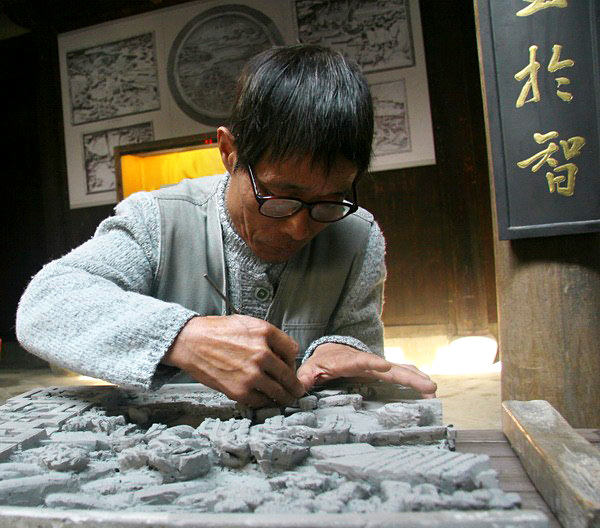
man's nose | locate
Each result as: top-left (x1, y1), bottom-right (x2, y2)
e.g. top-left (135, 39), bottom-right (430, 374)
top-left (282, 208), bottom-right (313, 241)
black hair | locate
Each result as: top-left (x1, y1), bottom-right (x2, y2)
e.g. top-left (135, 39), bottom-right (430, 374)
top-left (228, 44), bottom-right (374, 176)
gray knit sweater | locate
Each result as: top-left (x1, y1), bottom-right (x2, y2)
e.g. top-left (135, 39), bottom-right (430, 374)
top-left (16, 175), bottom-right (386, 390)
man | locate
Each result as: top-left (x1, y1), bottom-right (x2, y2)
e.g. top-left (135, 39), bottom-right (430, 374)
top-left (17, 45), bottom-right (436, 407)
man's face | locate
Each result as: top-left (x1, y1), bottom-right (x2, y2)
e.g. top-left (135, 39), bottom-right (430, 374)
top-left (226, 155), bottom-right (358, 263)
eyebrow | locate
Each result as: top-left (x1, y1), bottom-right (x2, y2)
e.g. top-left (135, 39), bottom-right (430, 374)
top-left (267, 181), bottom-right (352, 198)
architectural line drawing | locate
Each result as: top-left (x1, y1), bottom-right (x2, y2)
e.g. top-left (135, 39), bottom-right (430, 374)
top-left (67, 33), bottom-right (160, 126)
top-left (83, 122), bottom-right (154, 194)
top-left (371, 79), bottom-right (411, 157)
top-left (168, 5), bottom-right (284, 125)
top-left (295, 0), bottom-right (414, 73)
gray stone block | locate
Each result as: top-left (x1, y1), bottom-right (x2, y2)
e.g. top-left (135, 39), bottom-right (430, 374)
top-left (2, 400), bottom-right (93, 416)
top-left (81, 468), bottom-right (162, 495)
top-left (0, 462), bottom-right (45, 479)
top-left (298, 395), bottom-right (317, 411)
top-left (62, 411), bottom-right (127, 433)
top-left (249, 432), bottom-right (309, 473)
top-left (0, 425), bottom-right (47, 449)
top-left (0, 443), bottom-right (17, 462)
top-left (317, 394), bottom-right (363, 410)
top-left (310, 443), bottom-right (377, 460)
top-left (45, 492), bottom-right (130, 509)
top-left (81, 459), bottom-right (120, 481)
top-left (0, 411), bottom-right (73, 429)
top-left (0, 473), bottom-right (77, 506)
top-left (315, 446), bottom-right (490, 492)
top-left (131, 480), bottom-right (202, 505)
top-left (146, 436), bottom-right (214, 481)
top-left (196, 418), bottom-right (251, 468)
top-left (283, 412), bottom-right (318, 427)
top-left (312, 389), bottom-right (346, 398)
top-left (375, 399), bottom-right (443, 428)
top-left (38, 443), bottom-right (89, 472)
top-left (42, 431), bottom-right (110, 451)
top-left (380, 480), bottom-right (413, 501)
top-left (349, 424), bottom-right (450, 446)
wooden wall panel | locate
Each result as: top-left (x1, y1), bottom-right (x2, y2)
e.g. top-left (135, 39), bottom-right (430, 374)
top-left (358, 168), bottom-right (449, 326)
top-left (362, 0), bottom-right (497, 333)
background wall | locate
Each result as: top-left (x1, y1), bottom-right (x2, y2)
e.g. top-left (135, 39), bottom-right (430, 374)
top-left (0, 0), bottom-right (496, 345)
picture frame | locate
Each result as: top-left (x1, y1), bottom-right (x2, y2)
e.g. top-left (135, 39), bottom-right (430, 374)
top-left (293, 0), bottom-right (436, 172)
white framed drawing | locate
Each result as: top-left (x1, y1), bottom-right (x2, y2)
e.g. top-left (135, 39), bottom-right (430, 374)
top-left (371, 79), bottom-right (410, 158)
top-left (167, 5), bottom-right (284, 126)
top-left (295, 0), bottom-right (414, 73)
top-left (294, 0), bottom-right (435, 171)
top-left (82, 122), bottom-right (154, 194)
top-left (66, 33), bottom-right (160, 126)
top-left (58, 0), bottom-right (296, 209)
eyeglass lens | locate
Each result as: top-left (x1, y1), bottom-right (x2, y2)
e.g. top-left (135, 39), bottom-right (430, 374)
top-left (259, 199), bottom-right (351, 222)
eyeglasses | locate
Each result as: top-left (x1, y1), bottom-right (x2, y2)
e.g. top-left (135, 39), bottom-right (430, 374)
top-left (247, 165), bottom-right (359, 223)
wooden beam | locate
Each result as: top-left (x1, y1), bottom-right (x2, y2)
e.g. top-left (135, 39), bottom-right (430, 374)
top-left (503, 400), bottom-right (600, 528)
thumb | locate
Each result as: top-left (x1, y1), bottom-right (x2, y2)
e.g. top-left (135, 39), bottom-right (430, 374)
top-left (296, 362), bottom-right (319, 391)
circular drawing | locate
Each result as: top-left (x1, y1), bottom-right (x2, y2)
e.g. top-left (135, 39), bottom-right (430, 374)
top-left (168, 4), bottom-right (284, 125)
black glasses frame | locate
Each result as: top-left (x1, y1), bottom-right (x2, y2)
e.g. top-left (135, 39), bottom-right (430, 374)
top-left (247, 165), bottom-right (359, 223)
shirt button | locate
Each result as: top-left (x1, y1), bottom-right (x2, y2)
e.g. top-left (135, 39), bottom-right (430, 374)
top-left (254, 286), bottom-right (271, 302)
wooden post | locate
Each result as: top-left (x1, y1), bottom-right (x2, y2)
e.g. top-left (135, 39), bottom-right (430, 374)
top-left (494, 234), bottom-right (600, 427)
top-left (474, 0), bottom-right (600, 428)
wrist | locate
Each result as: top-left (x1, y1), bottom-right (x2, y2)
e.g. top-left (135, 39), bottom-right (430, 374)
top-left (162, 315), bottom-right (212, 370)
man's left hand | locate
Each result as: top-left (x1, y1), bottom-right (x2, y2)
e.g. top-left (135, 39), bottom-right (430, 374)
top-left (297, 343), bottom-right (437, 398)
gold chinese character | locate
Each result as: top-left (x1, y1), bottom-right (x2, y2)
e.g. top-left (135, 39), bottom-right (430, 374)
top-left (518, 132), bottom-right (586, 196)
top-left (546, 163), bottom-right (577, 196)
top-left (517, 131), bottom-right (559, 171)
top-left (517, 0), bottom-right (568, 17)
top-left (515, 46), bottom-right (541, 108)
top-left (547, 45), bottom-right (574, 101)
top-left (560, 136), bottom-right (585, 159)
top-left (515, 44), bottom-right (575, 106)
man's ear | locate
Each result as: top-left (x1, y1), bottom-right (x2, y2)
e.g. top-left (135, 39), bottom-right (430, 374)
top-left (217, 126), bottom-right (237, 174)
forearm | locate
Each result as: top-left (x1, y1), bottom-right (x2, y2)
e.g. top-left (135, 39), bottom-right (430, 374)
top-left (16, 259), bottom-right (196, 389)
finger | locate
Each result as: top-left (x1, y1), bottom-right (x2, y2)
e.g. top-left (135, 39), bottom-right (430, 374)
top-left (367, 365), bottom-right (437, 395)
top-left (296, 362), bottom-right (320, 392)
top-left (263, 353), bottom-right (305, 398)
top-left (253, 373), bottom-right (299, 406)
top-left (334, 351), bottom-right (391, 378)
top-left (241, 389), bottom-right (274, 408)
top-left (392, 363), bottom-right (432, 380)
top-left (297, 351), bottom-right (392, 389)
top-left (266, 326), bottom-right (300, 367)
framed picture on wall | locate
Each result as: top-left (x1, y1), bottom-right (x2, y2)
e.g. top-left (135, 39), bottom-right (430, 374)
top-left (294, 0), bottom-right (436, 171)
top-left (58, 0), bottom-right (296, 209)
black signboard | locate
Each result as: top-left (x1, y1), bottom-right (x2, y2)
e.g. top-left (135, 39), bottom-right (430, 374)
top-left (476, 0), bottom-right (600, 239)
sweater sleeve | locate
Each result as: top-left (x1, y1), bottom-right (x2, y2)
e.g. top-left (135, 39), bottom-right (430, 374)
top-left (302, 220), bottom-right (386, 362)
top-left (15, 192), bottom-right (197, 390)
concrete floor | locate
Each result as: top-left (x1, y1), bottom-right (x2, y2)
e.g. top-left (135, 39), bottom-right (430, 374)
top-left (0, 367), bottom-right (502, 430)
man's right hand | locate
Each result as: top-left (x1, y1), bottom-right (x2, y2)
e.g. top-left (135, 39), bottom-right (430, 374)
top-left (162, 315), bottom-right (304, 408)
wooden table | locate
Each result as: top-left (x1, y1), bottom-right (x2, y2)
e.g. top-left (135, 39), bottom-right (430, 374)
top-left (457, 428), bottom-right (600, 527)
